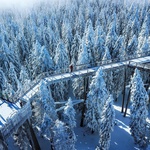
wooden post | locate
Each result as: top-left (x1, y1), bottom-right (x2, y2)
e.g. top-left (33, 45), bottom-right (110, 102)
top-left (26, 120), bottom-right (41, 150)
top-left (80, 77), bottom-right (88, 127)
top-left (20, 102), bottom-right (41, 150)
top-left (121, 66), bottom-right (127, 113)
top-left (124, 88), bottom-right (131, 117)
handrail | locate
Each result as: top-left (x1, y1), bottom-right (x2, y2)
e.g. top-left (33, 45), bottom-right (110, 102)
top-left (12, 51), bottom-right (150, 102)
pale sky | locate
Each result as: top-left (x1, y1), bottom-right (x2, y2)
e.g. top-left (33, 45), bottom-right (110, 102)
top-left (0, 0), bottom-right (44, 9)
top-left (0, 0), bottom-right (69, 11)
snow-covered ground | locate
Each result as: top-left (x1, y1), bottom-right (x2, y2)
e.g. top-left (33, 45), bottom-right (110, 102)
top-left (5, 85), bottom-right (150, 150)
top-left (75, 99), bottom-right (150, 150)
top-left (6, 98), bottom-right (150, 150)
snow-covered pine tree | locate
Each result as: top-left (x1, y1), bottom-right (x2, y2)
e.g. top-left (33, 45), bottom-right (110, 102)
top-left (102, 47), bottom-right (111, 65)
top-left (144, 10), bottom-right (150, 35)
top-left (53, 120), bottom-right (76, 150)
top-left (131, 12), bottom-right (140, 37)
top-left (94, 25), bottom-right (105, 62)
top-left (43, 26), bottom-right (58, 58)
top-left (112, 66), bottom-right (125, 100)
top-left (129, 69), bottom-right (148, 148)
top-left (17, 31), bottom-right (29, 64)
top-left (54, 40), bottom-right (69, 73)
top-left (1, 40), bottom-right (20, 74)
top-left (32, 80), bottom-right (57, 126)
top-left (127, 34), bottom-right (138, 57)
top-left (105, 21), bottom-right (118, 56)
top-left (112, 36), bottom-right (125, 61)
top-left (75, 10), bottom-right (85, 37)
top-left (99, 9), bottom-right (107, 32)
top-left (84, 19), bottom-right (95, 65)
top-left (19, 66), bottom-right (30, 87)
top-left (0, 49), bottom-right (9, 74)
top-left (77, 38), bottom-right (91, 69)
top-left (124, 20), bottom-right (132, 49)
top-left (0, 68), bottom-right (6, 90)
top-left (40, 113), bottom-right (53, 140)
top-left (70, 31), bottom-right (81, 67)
top-left (8, 62), bottom-right (21, 92)
top-left (39, 80), bottom-right (57, 121)
top-left (39, 46), bottom-right (54, 73)
top-left (0, 68), bottom-right (7, 98)
top-left (52, 40), bottom-right (69, 101)
top-left (138, 20), bottom-right (149, 54)
top-left (98, 95), bottom-right (115, 150)
top-left (73, 39), bottom-right (90, 99)
top-left (63, 97), bottom-right (76, 128)
top-left (85, 68), bottom-right (109, 132)
top-left (103, 68), bottom-right (113, 94)
top-left (28, 40), bottom-right (42, 79)
top-left (62, 19), bottom-right (73, 62)
top-left (138, 37), bottom-right (149, 57)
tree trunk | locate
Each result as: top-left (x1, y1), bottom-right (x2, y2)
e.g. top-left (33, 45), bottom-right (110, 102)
top-left (80, 77), bottom-right (88, 127)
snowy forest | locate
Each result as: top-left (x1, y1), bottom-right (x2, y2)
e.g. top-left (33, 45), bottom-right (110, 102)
top-left (0, 0), bottom-right (150, 149)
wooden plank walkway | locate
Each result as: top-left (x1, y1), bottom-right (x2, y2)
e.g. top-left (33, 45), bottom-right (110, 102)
top-left (21, 56), bottom-right (150, 102)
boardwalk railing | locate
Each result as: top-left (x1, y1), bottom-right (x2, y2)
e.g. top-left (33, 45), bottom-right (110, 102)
top-left (0, 102), bottom-right (32, 140)
top-left (12, 51), bottom-right (150, 102)
top-left (129, 61), bottom-right (150, 70)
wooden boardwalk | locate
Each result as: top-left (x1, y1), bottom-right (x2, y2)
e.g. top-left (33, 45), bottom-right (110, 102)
top-left (1, 55), bottom-right (150, 141)
top-left (20, 56), bottom-right (150, 102)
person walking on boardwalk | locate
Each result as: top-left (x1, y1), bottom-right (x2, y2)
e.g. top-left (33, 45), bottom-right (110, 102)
top-left (69, 64), bottom-right (73, 72)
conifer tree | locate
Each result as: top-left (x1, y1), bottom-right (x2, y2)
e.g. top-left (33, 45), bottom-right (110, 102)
top-left (0, 68), bottom-right (6, 92)
top-left (85, 68), bottom-right (109, 132)
top-left (19, 66), bottom-right (30, 86)
top-left (138, 20), bottom-right (149, 50)
top-left (39, 46), bottom-right (54, 72)
top-left (0, 68), bottom-right (7, 98)
top-left (112, 36), bottom-right (125, 61)
top-left (105, 21), bottom-right (118, 56)
top-left (84, 19), bottom-right (95, 65)
top-left (53, 120), bottom-right (76, 150)
top-left (98, 95), bottom-right (115, 150)
top-left (40, 113), bottom-right (53, 140)
top-left (139, 37), bottom-right (149, 56)
top-left (102, 47), bottom-right (111, 65)
top-left (8, 62), bottom-right (21, 92)
top-left (28, 40), bottom-right (42, 79)
top-left (32, 80), bottom-right (57, 126)
top-left (52, 40), bottom-right (69, 101)
top-left (94, 25), bottom-right (105, 62)
top-left (73, 39), bottom-right (90, 99)
top-left (63, 98), bottom-right (76, 128)
top-left (39, 80), bottom-right (57, 121)
top-left (70, 31), bottom-right (81, 66)
top-left (131, 14), bottom-right (140, 37)
top-left (17, 31), bottom-right (29, 63)
top-left (54, 40), bottom-right (69, 73)
top-left (129, 69), bottom-right (148, 148)
top-left (62, 20), bottom-right (73, 62)
top-left (127, 34), bottom-right (138, 56)
top-left (77, 39), bottom-right (91, 68)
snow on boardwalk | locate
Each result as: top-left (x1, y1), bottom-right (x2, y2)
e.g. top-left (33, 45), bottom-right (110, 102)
top-left (22, 56), bottom-right (150, 102)
top-left (0, 100), bottom-right (32, 140)
top-left (0, 56), bottom-right (149, 140)
top-left (0, 100), bottom-right (20, 128)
